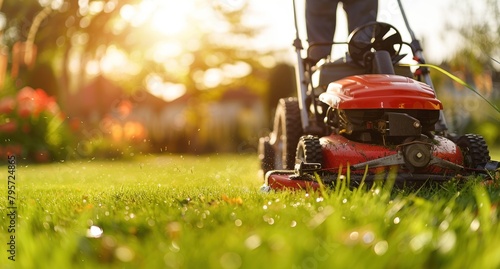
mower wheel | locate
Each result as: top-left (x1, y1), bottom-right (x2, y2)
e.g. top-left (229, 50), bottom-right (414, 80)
top-left (296, 135), bottom-right (323, 165)
top-left (271, 98), bottom-right (303, 170)
top-left (258, 136), bottom-right (275, 176)
top-left (456, 134), bottom-right (491, 169)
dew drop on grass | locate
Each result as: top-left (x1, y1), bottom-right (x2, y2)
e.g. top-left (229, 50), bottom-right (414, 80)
top-left (437, 231), bottom-right (456, 254)
top-left (439, 220), bottom-right (450, 231)
top-left (220, 252), bottom-right (242, 269)
top-left (244, 234), bottom-right (261, 250)
top-left (349, 231), bottom-right (359, 241)
top-left (115, 246), bottom-right (135, 262)
top-left (86, 225), bottom-right (103, 238)
top-left (374, 241), bottom-right (389, 256)
top-left (393, 217), bottom-right (400, 224)
top-left (290, 220), bottom-right (297, 228)
top-left (362, 231), bottom-right (375, 244)
top-left (470, 218), bottom-right (480, 232)
top-left (409, 231), bottom-right (432, 252)
top-left (262, 205), bottom-right (268, 210)
top-left (170, 241), bottom-right (180, 252)
top-left (54, 225), bottom-right (65, 233)
top-left (234, 219), bottom-right (242, 227)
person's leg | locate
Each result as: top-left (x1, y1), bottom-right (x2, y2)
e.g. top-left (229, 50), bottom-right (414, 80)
top-left (306, 0), bottom-right (340, 62)
top-left (343, 0), bottom-right (378, 33)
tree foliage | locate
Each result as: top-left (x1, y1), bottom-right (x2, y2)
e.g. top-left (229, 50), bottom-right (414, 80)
top-left (447, 0), bottom-right (500, 72)
top-left (441, 0), bottom-right (500, 145)
top-left (1, 0), bottom-right (273, 99)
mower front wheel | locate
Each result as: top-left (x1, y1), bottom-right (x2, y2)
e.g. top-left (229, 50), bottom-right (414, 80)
top-left (296, 135), bottom-right (323, 165)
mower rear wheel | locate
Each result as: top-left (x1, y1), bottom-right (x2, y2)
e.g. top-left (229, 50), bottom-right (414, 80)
top-left (271, 98), bottom-right (303, 170)
top-left (296, 135), bottom-right (323, 165)
top-left (456, 134), bottom-right (491, 169)
top-left (258, 136), bottom-right (275, 176)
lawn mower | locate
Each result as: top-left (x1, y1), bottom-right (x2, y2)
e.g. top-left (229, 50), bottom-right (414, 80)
top-left (258, 0), bottom-right (499, 191)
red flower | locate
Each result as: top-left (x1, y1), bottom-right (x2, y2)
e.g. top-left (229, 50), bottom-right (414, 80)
top-left (16, 87), bottom-right (36, 118)
top-left (46, 97), bottom-right (61, 116)
top-left (17, 86), bottom-right (35, 102)
top-left (6, 145), bottom-right (22, 156)
top-left (69, 118), bottom-right (81, 132)
top-left (0, 97), bottom-right (15, 114)
top-left (0, 121), bottom-right (17, 133)
top-left (34, 88), bottom-right (49, 115)
top-left (17, 102), bottom-right (33, 118)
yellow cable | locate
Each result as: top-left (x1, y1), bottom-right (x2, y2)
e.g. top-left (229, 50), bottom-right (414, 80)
top-left (401, 63), bottom-right (500, 114)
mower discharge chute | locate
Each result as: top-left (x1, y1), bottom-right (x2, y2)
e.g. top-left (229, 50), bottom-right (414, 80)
top-left (258, 3), bottom-right (499, 191)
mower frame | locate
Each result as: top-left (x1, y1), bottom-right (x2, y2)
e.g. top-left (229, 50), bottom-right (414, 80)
top-left (258, 0), bottom-right (499, 191)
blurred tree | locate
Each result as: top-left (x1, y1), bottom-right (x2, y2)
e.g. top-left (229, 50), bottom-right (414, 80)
top-left (441, 0), bottom-right (500, 144)
top-left (0, 0), bottom-right (273, 103)
top-left (448, 0), bottom-right (500, 72)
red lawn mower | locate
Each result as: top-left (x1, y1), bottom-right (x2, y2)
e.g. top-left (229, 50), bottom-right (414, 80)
top-left (258, 1), bottom-right (499, 191)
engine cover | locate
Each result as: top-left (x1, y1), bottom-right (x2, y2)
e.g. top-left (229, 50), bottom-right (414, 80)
top-left (319, 74), bottom-right (442, 110)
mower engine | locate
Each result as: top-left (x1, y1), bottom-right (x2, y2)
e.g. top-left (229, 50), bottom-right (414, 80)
top-left (317, 74), bottom-right (464, 176)
top-left (320, 74), bottom-right (441, 145)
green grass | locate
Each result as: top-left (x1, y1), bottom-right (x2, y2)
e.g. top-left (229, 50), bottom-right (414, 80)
top-left (1, 153), bottom-right (500, 269)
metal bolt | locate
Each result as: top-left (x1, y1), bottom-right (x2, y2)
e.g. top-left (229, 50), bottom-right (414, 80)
top-left (413, 122), bottom-right (421, 128)
top-left (416, 152), bottom-right (423, 159)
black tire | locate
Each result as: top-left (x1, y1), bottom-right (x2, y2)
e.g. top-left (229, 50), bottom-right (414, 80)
top-left (271, 98), bottom-right (303, 169)
top-left (296, 135), bottom-right (323, 165)
top-left (456, 134), bottom-right (491, 169)
top-left (258, 136), bottom-right (275, 175)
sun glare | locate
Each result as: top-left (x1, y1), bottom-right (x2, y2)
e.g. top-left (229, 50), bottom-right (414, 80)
top-left (146, 74), bottom-right (187, 102)
top-left (120, 0), bottom-right (194, 36)
top-left (149, 2), bottom-right (193, 36)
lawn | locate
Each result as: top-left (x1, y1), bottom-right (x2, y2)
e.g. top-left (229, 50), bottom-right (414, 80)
top-left (1, 152), bottom-right (500, 269)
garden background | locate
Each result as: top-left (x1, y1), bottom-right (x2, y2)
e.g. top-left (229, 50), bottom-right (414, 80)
top-left (1, 0), bottom-right (499, 161)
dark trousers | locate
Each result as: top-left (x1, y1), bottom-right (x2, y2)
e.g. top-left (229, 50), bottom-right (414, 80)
top-left (306, 0), bottom-right (378, 62)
